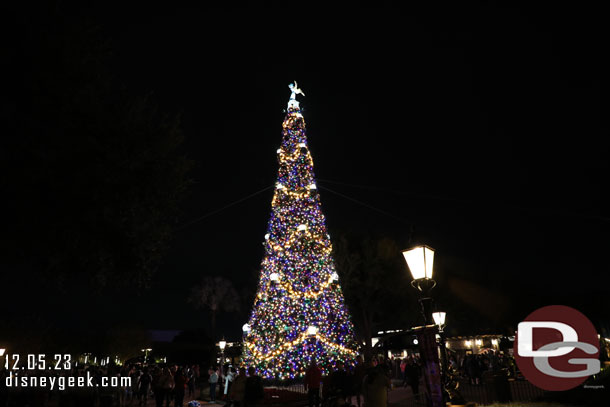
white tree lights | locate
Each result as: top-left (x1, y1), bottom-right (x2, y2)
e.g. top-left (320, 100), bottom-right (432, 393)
top-left (242, 83), bottom-right (357, 378)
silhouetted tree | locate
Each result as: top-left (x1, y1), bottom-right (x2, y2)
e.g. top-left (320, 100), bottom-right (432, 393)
top-left (188, 276), bottom-right (240, 344)
top-left (333, 234), bottom-right (415, 359)
top-left (3, 12), bottom-right (193, 294)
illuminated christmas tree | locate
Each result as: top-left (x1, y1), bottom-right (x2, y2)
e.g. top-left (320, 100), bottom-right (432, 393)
top-left (243, 82), bottom-right (358, 379)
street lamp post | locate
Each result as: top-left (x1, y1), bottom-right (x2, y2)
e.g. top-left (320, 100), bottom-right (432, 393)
top-left (433, 311), bottom-right (449, 378)
top-left (141, 348), bottom-right (152, 365)
top-left (403, 245), bottom-right (447, 406)
top-left (218, 337), bottom-right (227, 375)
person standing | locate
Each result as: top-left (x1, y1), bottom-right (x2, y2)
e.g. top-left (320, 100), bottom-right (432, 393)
top-left (244, 367), bottom-right (264, 407)
top-left (187, 366), bottom-right (196, 398)
top-left (138, 368), bottom-right (153, 406)
top-left (329, 361), bottom-right (349, 404)
top-left (362, 362), bottom-right (390, 407)
top-left (304, 360), bottom-right (322, 407)
top-left (229, 367), bottom-right (247, 407)
top-left (404, 358), bottom-right (421, 401)
top-left (400, 358), bottom-right (408, 387)
top-left (223, 366), bottom-right (235, 400)
top-left (157, 367), bottom-right (174, 407)
top-left (174, 367), bottom-right (188, 407)
top-left (351, 356), bottom-right (366, 407)
top-left (208, 367), bottom-right (219, 403)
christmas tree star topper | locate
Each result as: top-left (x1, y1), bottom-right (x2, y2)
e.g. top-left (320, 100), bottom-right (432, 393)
top-left (288, 81), bottom-right (305, 100)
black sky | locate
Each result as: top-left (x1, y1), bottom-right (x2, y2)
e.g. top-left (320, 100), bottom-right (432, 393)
top-left (6, 3), bottom-right (608, 340)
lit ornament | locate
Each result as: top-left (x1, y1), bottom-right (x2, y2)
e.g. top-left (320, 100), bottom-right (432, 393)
top-left (309, 184), bottom-right (317, 190)
top-left (297, 224), bottom-right (307, 231)
top-left (270, 273), bottom-right (279, 282)
top-left (307, 326), bottom-right (318, 336)
top-left (242, 324), bottom-right (251, 333)
top-left (265, 233), bottom-right (270, 240)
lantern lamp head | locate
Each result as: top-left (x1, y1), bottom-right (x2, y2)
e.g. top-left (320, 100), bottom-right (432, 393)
top-left (402, 245), bottom-right (435, 280)
top-left (432, 311), bottom-right (446, 329)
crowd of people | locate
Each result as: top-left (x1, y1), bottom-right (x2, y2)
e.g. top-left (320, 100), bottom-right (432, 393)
top-left (126, 364), bottom-right (199, 407)
top-left (206, 365), bottom-right (264, 407)
top-left (123, 363), bottom-right (266, 407)
top-left (0, 364), bottom-right (202, 407)
top-left (454, 350), bottom-right (516, 384)
top-left (303, 355), bottom-right (398, 407)
top-left (0, 350), bottom-right (518, 407)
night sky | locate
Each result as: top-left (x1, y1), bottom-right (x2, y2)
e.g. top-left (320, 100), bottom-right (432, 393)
top-left (5, 3), bottom-right (608, 342)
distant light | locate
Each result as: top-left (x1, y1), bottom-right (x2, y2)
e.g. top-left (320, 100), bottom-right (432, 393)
top-left (219, 339), bottom-right (227, 350)
top-left (491, 339), bottom-right (499, 346)
top-left (377, 331), bottom-right (384, 335)
top-left (465, 340), bottom-right (472, 347)
top-left (297, 224), bottom-right (307, 231)
top-left (0, 349), bottom-right (5, 357)
top-left (475, 339), bottom-right (482, 346)
top-left (413, 339), bottom-right (419, 345)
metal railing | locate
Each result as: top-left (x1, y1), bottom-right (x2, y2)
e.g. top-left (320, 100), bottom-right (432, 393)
top-left (457, 378), bottom-right (544, 404)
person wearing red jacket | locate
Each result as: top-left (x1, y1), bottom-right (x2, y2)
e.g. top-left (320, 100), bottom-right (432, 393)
top-left (304, 360), bottom-right (322, 407)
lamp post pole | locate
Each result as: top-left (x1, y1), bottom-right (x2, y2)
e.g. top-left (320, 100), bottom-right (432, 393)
top-left (141, 348), bottom-right (152, 365)
top-left (433, 312), bottom-right (449, 380)
top-left (402, 245), bottom-right (446, 407)
top-left (219, 337), bottom-right (227, 379)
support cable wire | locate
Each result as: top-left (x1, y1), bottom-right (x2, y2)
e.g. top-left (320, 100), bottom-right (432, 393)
top-left (318, 178), bottom-right (610, 223)
top-left (317, 184), bottom-right (412, 225)
top-left (177, 185), bottom-right (274, 230)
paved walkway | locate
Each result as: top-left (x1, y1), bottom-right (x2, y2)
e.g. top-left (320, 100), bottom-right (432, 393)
top-left (139, 398), bottom-right (226, 407)
top-left (136, 392), bottom-right (226, 407)
top-left (387, 380), bottom-right (421, 407)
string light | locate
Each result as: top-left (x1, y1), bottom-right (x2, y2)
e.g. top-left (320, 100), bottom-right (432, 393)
top-left (243, 92), bottom-right (357, 378)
